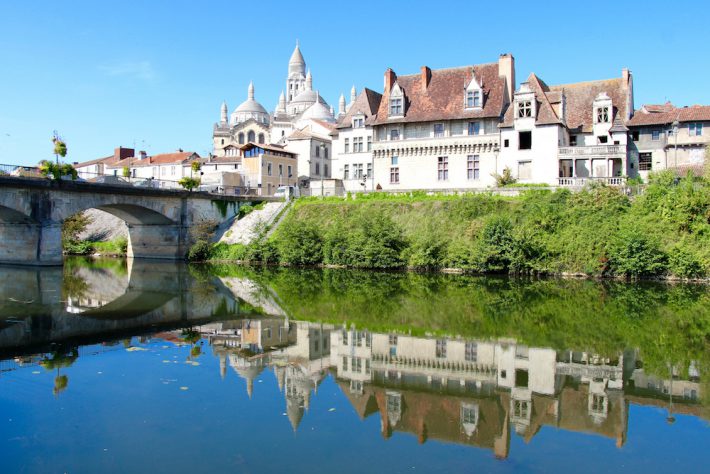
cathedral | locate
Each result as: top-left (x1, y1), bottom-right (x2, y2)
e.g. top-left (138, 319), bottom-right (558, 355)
top-left (212, 42), bottom-right (336, 157)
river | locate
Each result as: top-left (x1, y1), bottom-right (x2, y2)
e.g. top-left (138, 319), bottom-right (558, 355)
top-left (0, 257), bottom-right (708, 473)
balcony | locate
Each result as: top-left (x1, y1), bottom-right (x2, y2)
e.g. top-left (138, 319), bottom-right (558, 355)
top-left (558, 177), bottom-right (626, 186)
top-left (558, 145), bottom-right (625, 157)
top-left (373, 134), bottom-right (499, 159)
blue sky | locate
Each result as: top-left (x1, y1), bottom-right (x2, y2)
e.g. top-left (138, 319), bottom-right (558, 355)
top-left (0, 0), bottom-right (707, 166)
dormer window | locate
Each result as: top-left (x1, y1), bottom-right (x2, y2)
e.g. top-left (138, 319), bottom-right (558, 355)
top-left (596, 106), bottom-right (610, 123)
top-left (389, 83), bottom-right (404, 117)
top-left (518, 100), bottom-right (532, 118)
top-left (353, 116), bottom-right (365, 128)
top-left (466, 90), bottom-right (481, 108)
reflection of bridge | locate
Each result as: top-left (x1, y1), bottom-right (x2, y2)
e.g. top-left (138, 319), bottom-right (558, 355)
top-left (0, 260), bottom-right (251, 355)
top-left (0, 176), bottom-right (278, 265)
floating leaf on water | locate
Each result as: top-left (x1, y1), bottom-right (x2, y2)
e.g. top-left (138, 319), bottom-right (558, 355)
top-left (179, 386), bottom-right (189, 391)
top-left (328, 408), bottom-right (336, 412)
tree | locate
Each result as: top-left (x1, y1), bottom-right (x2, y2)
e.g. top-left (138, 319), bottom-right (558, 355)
top-left (191, 160), bottom-right (202, 174)
top-left (122, 166), bottom-right (131, 178)
top-left (179, 176), bottom-right (201, 191)
top-left (38, 160), bottom-right (78, 181)
top-left (492, 166), bottom-right (516, 187)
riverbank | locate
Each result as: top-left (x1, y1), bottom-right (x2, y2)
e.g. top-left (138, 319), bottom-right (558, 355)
top-left (196, 171), bottom-right (710, 280)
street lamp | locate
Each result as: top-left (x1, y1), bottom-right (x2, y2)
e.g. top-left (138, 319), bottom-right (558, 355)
top-left (672, 120), bottom-right (679, 169)
top-left (319, 142), bottom-right (326, 198)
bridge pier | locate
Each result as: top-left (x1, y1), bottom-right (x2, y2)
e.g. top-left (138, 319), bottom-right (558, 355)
top-left (0, 221), bottom-right (63, 266)
top-left (126, 224), bottom-right (186, 260)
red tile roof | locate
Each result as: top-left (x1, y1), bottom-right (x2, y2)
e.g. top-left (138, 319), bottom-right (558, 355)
top-left (335, 88), bottom-right (383, 130)
top-left (107, 151), bottom-right (200, 168)
top-left (373, 63), bottom-right (508, 125)
top-left (628, 104), bottom-right (710, 126)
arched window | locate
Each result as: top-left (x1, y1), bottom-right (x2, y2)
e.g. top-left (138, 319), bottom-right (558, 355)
top-left (258, 133), bottom-right (265, 144)
top-left (238, 132), bottom-right (245, 144)
top-left (248, 131), bottom-right (256, 142)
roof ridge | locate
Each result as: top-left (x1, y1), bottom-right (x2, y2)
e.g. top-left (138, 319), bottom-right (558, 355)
top-left (549, 77), bottom-right (623, 90)
top-left (395, 62), bottom-right (497, 78)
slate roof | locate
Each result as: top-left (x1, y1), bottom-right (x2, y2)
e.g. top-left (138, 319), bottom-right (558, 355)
top-left (335, 88), bottom-right (383, 130)
top-left (372, 63), bottom-right (508, 125)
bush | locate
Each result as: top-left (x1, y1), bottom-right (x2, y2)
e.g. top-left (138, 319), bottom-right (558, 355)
top-left (473, 217), bottom-right (515, 272)
top-left (238, 204), bottom-right (254, 219)
top-left (277, 221), bottom-right (323, 265)
top-left (187, 240), bottom-right (211, 262)
top-left (668, 245), bottom-right (704, 278)
top-left (179, 176), bottom-right (201, 191)
top-left (607, 227), bottom-right (667, 277)
top-left (245, 240), bottom-right (279, 264)
top-left (64, 240), bottom-right (94, 255)
top-left (210, 242), bottom-right (249, 261)
top-left (406, 224), bottom-right (447, 269)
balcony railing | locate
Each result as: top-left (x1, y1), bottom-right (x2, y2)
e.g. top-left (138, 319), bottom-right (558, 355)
top-left (558, 177), bottom-right (626, 186)
top-left (558, 145), bottom-right (624, 156)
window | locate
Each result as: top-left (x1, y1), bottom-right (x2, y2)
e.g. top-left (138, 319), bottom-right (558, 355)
top-left (248, 131), bottom-right (255, 142)
top-left (221, 139), bottom-right (224, 145)
top-left (468, 121), bottom-right (480, 136)
top-left (514, 400), bottom-right (529, 418)
top-left (437, 156), bottom-right (448, 180)
top-left (325, 147), bottom-right (329, 158)
top-left (515, 369), bottom-right (529, 388)
top-left (639, 152), bottom-right (652, 171)
top-left (570, 135), bottom-right (577, 146)
top-left (390, 166), bottom-right (399, 183)
top-left (518, 161), bottom-right (532, 180)
top-left (689, 123), bottom-right (703, 136)
top-left (344, 138), bottom-right (349, 153)
top-left (367, 136), bottom-right (372, 151)
top-left (591, 394), bottom-right (607, 413)
top-left (315, 163), bottom-right (320, 175)
top-left (504, 139), bottom-right (509, 148)
top-left (278, 164), bottom-right (283, 177)
top-left (596, 106), bottom-right (610, 123)
top-left (344, 164), bottom-right (350, 179)
top-left (519, 131), bottom-right (532, 150)
top-left (436, 339), bottom-right (447, 358)
top-left (389, 334), bottom-right (398, 345)
top-left (434, 123), bottom-right (445, 137)
top-left (355, 163), bottom-right (363, 179)
top-left (651, 130), bottom-right (661, 141)
top-left (466, 90), bottom-right (481, 108)
top-left (632, 130), bottom-right (639, 141)
top-left (391, 156), bottom-right (398, 166)
top-left (288, 165), bottom-right (292, 178)
top-left (267, 162), bottom-right (272, 176)
top-left (258, 133), bottom-right (265, 144)
top-left (353, 137), bottom-right (363, 152)
top-left (390, 129), bottom-right (400, 140)
top-left (353, 117), bottom-right (364, 128)
top-left (467, 155), bottom-right (480, 180)
top-left (315, 145), bottom-right (320, 157)
top-left (238, 132), bottom-right (245, 144)
top-left (367, 163), bottom-right (372, 178)
top-left (598, 135), bottom-right (608, 144)
top-left (517, 100), bottom-right (532, 118)
top-left (342, 330), bottom-right (349, 345)
top-left (324, 164), bottom-right (329, 176)
top-left (390, 97), bottom-right (403, 116)
top-left (465, 342), bottom-right (477, 362)
top-left (342, 356), bottom-right (348, 371)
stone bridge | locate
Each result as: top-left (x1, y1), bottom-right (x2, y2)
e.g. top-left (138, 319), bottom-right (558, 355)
top-left (0, 176), bottom-right (278, 265)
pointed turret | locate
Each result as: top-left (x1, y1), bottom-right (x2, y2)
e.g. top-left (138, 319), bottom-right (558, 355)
top-left (248, 81), bottom-right (255, 100)
top-left (277, 90), bottom-right (287, 114)
top-left (338, 93), bottom-right (346, 116)
top-left (305, 70), bottom-right (313, 91)
top-left (288, 41), bottom-right (306, 76)
top-left (350, 85), bottom-right (357, 105)
top-left (220, 101), bottom-right (228, 125)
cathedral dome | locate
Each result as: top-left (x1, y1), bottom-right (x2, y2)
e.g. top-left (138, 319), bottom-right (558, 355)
top-left (290, 89), bottom-right (327, 107)
top-left (232, 82), bottom-right (270, 126)
top-left (288, 42), bottom-right (306, 77)
top-left (299, 96), bottom-right (335, 123)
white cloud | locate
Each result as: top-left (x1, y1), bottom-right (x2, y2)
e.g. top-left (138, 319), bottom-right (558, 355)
top-left (99, 61), bottom-right (156, 81)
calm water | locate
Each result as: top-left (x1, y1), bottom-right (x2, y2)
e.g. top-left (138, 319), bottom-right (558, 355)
top-left (0, 258), bottom-right (708, 473)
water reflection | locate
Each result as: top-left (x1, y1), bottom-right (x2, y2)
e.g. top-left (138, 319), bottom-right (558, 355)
top-left (0, 258), bottom-right (707, 463)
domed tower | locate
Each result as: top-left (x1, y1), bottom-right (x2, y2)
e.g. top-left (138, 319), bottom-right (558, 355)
top-left (231, 81), bottom-right (270, 126)
top-left (286, 41), bottom-right (307, 104)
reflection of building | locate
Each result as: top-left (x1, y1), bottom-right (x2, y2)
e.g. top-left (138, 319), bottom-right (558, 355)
top-left (193, 318), bottom-right (704, 455)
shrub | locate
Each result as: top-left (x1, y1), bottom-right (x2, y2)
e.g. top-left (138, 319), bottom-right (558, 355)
top-left (245, 240), bottom-right (279, 264)
top-left (607, 227), bottom-right (667, 277)
top-left (473, 217), bottom-right (515, 272)
top-left (238, 204), bottom-right (254, 219)
top-left (187, 240), bottom-right (211, 262)
top-left (668, 245), bottom-right (704, 278)
top-left (277, 221), bottom-right (323, 265)
top-left (210, 242), bottom-right (249, 261)
top-left (179, 176), bottom-right (201, 191)
top-left (64, 240), bottom-right (94, 255)
top-left (406, 225), bottom-right (447, 269)
top-left (328, 211), bottom-right (406, 268)
top-left (492, 166), bottom-right (516, 187)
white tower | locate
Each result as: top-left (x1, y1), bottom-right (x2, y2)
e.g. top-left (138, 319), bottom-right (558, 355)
top-left (286, 41), bottom-right (307, 103)
top-left (220, 101), bottom-right (228, 125)
top-left (338, 93), bottom-right (346, 116)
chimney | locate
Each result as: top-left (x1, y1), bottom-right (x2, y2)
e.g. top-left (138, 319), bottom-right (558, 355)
top-left (384, 68), bottom-right (397, 92)
top-left (139, 150), bottom-right (147, 160)
top-left (114, 146), bottom-right (135, 162)
top-left (421, 66), bottom-right (431, 91)
top-left (498, 53), bottom-right (515, 104)
top-left (623, 68), bottom-right (634, 120)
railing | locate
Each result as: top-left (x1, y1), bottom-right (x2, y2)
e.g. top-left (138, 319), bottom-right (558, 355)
top-left (558, 145), bottom-right (624, 156)
top-left (558, 177), bottom-right (626, 186)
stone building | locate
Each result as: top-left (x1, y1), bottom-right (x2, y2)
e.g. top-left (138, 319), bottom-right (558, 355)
top-left (627, 103), bottom-right (709, 179)
top-left (499, 69), bottom-right (634, 186)
top-left (332, 87), bottom-right (382, 192)
top-left (371, 54), bottom-right (514, 190)
top-left (212, 81), bottom-right (271, 158)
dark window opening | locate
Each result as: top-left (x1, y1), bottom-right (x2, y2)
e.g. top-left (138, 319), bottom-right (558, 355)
top-left (504, 139), bottom-right (509, 148)
top-left (598, 135), bottom-right (608, 144)
top-left (632, 131), bottom-right (639, 141)
top-left (515, 369), bottom-right (529, 388)
top-left (518, 131), bottom-right (532, 150)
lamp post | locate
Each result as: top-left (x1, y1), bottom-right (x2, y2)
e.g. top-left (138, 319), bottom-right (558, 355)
top-left (672, 120), bottom-right (679, 169)
top-left (319, 142), bottom-right (326, 198)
